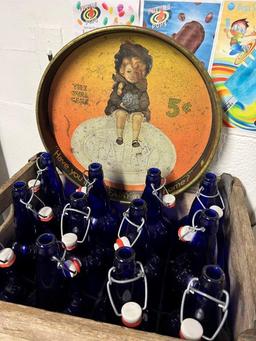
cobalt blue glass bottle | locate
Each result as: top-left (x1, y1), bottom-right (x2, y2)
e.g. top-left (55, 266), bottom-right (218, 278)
top-left (159, 310), bottom-right (203, 340)
top-left (115, 199), bottom-right (161, 309)
top-left (185, 172), bottom-right (225, 270)
top-left (162, 194), bottom-right (177, 227)
top-left (0, 247), bottom-right (25, 303)
top-left (35, 233), bottom-right (64, 311)
top-left (187, 172), bottom-right (223, 225)
top-left (12, 181), bottom-right (37, 279)
top-left (87, 162), bottom-right (119, 251)
top-left (27, 178), bottom-right (44, 218)
top-left (62, 191), bottom-right (91, 247)
top-left (181, 264), bottom-right (229, 340)
top-left (117, 198), bottom-right (150, 263)
top-left (37, 206), bottom-right (59, 238)
top-left (62, 256), bottom-right (84, 316)
top-left (141, 168), bottom-right (169, 256)
top-left (61, 175), bottom-right (78, 200)
top-left (166, 208), bottom-right (220, 312)
top-left (190, 208), bottom-right (219, 272)
top-left (38, 152), bottom-right (65, 221)
top-left (106, 246), bottom-right (147, 326)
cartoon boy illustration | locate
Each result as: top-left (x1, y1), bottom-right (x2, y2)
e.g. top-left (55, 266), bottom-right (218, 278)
top-left (105, 42), bottom-right (152, 147)
top-left (225, 18), bottom-right (255, 55)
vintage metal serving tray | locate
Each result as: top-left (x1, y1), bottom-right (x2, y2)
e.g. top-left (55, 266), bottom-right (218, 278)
top-left (36, 26), bottom-right (222, 202)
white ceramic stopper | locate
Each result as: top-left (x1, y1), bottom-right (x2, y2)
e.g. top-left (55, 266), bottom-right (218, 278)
top-left (121, 302), bottom-right (142, 328)
top-left (178, 225), bottom-right (196, 242)
top-left (163, 194), bottom-right (176, 208)
top-left (210, 205), bottom-right (224, 218)
top-left (28, 179), bottom-right (41, 193)
top-left (0, 248), bottom-right (16, 268)
top-left (39, 206), bottom-right (54, 222)
top-left (114, 236), bottom-right (131, 250)
top-left (62, 233), bottom-right (78, 251)
top-left (180, 318), bottom-right (203, 340)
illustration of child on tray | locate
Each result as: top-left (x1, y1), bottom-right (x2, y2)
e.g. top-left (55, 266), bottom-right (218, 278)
top-left (105, 42), bottom-right (152, 148)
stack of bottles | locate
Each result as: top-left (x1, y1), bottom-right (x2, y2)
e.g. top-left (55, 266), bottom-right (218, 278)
top-left (0, 151), bottom-right (230, 340)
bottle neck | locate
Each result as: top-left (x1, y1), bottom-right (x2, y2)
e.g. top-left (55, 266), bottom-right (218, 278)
top-left (128, 199), bottom-right (146, 225)
top-left (36, 233), bottom-right (60, 258)
top-left (12, 181), bottom-right (36, 243)
top-left (142, 170), bottom-right (162, 218)
top-left (88, 165), bottom-right (109, 217)
top-left (200, 173), bottom-right (218, 196)
top-left (198, 209), bottom-right (219, 235)
top-left (70, 192), bottom-right (88, 211)
top-left (113, 247), bottom-right (136, 280)
top-left (39, 153), bottom-right (64, 206)
top-left (12, 181), bottom-right (30, 206)
top-left (199, 265), bottom-right (225, 298)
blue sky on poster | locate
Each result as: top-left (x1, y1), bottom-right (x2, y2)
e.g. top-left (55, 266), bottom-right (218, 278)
top-left (143, 0), bottom-right (221, 69)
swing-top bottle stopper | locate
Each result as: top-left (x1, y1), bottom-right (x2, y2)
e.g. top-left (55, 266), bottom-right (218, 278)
top-left (121, 301), bottom-right (143, 328)
top-left (62, 233), bottom-right (78, 251)
top-left (38, 206), bottom-right (54, 222)
top-left (28, 179), bottom-right (41, 193)
top-left (179, 318), bottom-right (203, 340)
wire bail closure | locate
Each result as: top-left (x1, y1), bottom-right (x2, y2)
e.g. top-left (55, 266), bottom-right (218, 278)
top-left (20, 157), bottom-right (46, 216)
top-left (180, 278), bottom-right (229, 341)
top-left (60, 203), bottom-right (91, 244)
top-left (117, 209), bottom-right (145, 247)
top-left (107, 261), bottom-right (148, 317)
top-left (196, 186), bottom-right (225, 211)
top-left (151, 178), bottom-right (170, 206)
top-left (81, 173), bottom-right (96, 195)
top-left (178, 209), bottom-right (205, 241)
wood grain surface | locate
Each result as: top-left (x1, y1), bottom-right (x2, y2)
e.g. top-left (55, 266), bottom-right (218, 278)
top-left (0, 301), bottom-right (175, 341)
top-left (220, 175), bottom-right (256, 341)
top-left (0, 155), bottom-right (37, 215)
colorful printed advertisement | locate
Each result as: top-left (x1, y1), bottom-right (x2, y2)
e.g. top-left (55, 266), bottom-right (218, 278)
top-left (211, 1), bottom-right (256, 131)
top-left (143, 0), bottom-right (222, 70)
top-left (72, 0), bottom-right (141, 33)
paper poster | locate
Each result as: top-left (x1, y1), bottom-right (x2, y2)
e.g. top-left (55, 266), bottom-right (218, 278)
top-left (143, 0), bottom-right (222, 70)
top-left (72, 0), bottom-right (141, 33)
top-left (211, 1), bottom-right (256, 131)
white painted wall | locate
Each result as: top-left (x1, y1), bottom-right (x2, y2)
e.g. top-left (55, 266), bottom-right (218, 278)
top-left (0, 1), bottom-right (255, 223)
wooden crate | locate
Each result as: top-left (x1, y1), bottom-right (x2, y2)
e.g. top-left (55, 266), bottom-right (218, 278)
top-left (0, 155), bottom-right (255, 341)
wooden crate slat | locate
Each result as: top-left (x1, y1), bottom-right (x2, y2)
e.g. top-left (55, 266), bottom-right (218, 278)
top-left (0, 156), bottom-right (37, 215)
top-left (0, 301), bottom-right (176, 341)
top-left (227, 178), bottom-right (256, 340)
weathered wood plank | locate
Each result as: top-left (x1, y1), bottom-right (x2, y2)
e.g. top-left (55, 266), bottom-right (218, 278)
top-left (224, 177), bottom-right (256, 340)
top-left (238, 328), bottom-right (256, 341)
top-left (0, 301), bottom-right (176, 341)
top-left (0, 155), bottom-right (37, 215)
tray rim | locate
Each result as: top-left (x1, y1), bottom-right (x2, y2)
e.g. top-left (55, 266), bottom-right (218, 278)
top-left (36, 25), bottom-right (222, 201)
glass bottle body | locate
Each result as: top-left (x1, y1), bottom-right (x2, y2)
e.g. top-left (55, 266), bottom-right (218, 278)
top-left (39, 152), bottom-right (65, 221)
top-left (106, 247), bottom-right (146, 325)
top-left (12, 181), bottom-right (37, 246)
top-left (0, 248), bottom-right (25, 303)
top-left (65, 191), bottom-right (91, 248)
top-left (183, 264), bottom-right (226, 338)
top-left (141, 168), bottom-right (169, 257)
top-left (35, 233), bottom-right (63, 311)
top-left (119, 199), bottom-right (150, 263)
top-left (87, 163), bottom-right (119, 253)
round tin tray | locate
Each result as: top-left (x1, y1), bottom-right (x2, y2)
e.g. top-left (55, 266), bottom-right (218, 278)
top-left (37, 26), bottom-right (222, 202)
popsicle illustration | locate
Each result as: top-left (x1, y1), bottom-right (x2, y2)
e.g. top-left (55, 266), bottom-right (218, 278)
top-left (223, 49), bottom-right (256, 111)
top-left (171, 21), bottom-right (205, 53)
